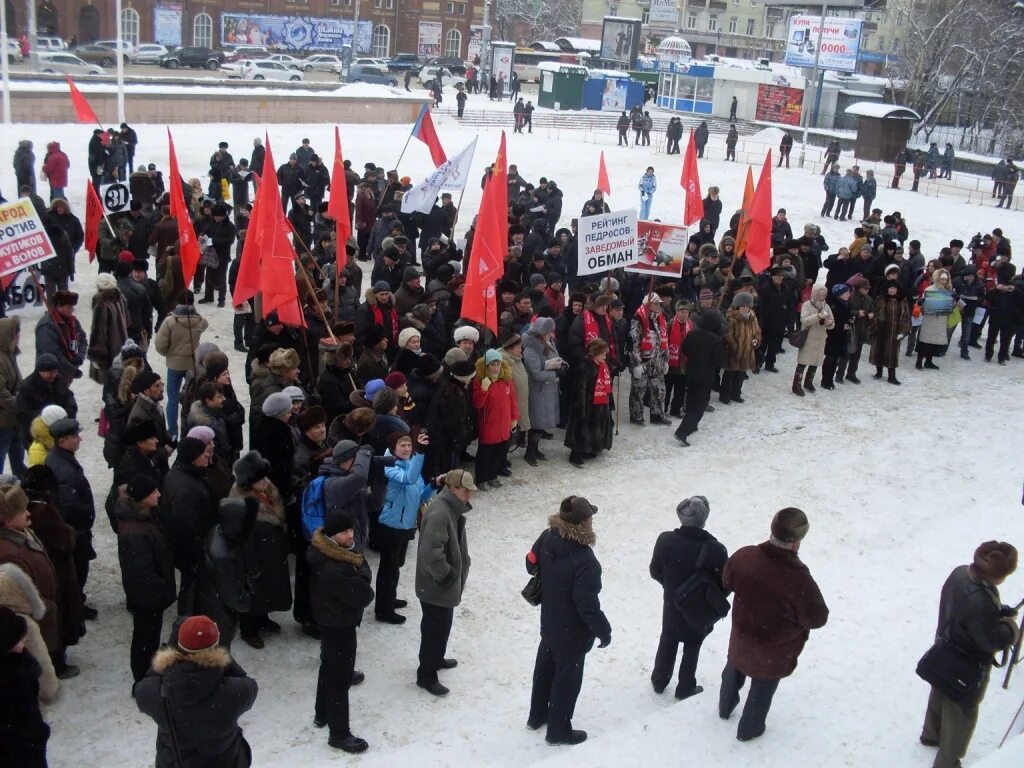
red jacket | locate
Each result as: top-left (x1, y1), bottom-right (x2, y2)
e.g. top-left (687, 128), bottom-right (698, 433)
top-left (42, 143), bottom-right (70, 189)
top-left (471, 360), bottom-right (519, 445)
top-left (543, 287), bottom-right (566, 316)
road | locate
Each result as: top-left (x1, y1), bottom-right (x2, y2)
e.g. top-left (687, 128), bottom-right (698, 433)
top-left (6, 61), bottom-right (343, 84)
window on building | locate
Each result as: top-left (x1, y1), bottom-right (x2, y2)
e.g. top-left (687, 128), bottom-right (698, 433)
top-left (862, 33), bottom-right (871, 50)
top-left (193, 13), bottom-right (212, 48)
top-left (372, 24), bottom-right (391, 57)
top-left (331, 0), bottom-right (353, 6)
top-left (878, 36), bottom-right (886, 51)
top-left (728, 17), bottom-right (737, 33)
top-left (445, 29), bottom-right (461, 58)
top-left (708, 14), bottom-right (718, 31)
top-left (641, 8), bottom-right (650, 24)
top-left (120, 7), bottom-right (140, 46)
top-left (374, 0), bottom-right (395, 8)
top-left (766, 21), bottom-right (776, 38)
top-left (446, 1), bottom-right (466, 14)
top-left (687, 13), bottom-right (698, 29)
top-left (746, 17), bottom-right (755, 35)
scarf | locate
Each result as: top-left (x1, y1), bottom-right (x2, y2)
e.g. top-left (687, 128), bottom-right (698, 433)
top-left (593, 360), bottom-right (611, 405)
top-left (667, 317), bottom-right (691, 368)
top-left (582, 310), bottom-right (617, 364)
top-left (370, 302), bottom-right (399, 342)
top-left (636, 305), bottom-right (668, 356)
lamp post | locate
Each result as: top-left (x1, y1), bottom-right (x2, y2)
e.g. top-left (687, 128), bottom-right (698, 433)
top-left (1, 0), bottom-right (10, 122)
top-left (114, 0), bottom-right (125, 124)
top-left (797, 2), bottom-right (827, 169)
top-left (480, 0), bottom-right (491, 85)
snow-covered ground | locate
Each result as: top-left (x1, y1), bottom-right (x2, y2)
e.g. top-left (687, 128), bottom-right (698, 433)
top-left (0, 118), bottom-right (1022, 768)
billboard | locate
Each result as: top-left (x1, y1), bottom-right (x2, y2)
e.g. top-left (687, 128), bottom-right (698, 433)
top-left (648, 0), bottom-right (678, 25)
top-left (468, 25), bottom-right (484, 61)
top-left (629, 222), bottom-right (688, 277)
top-left (153, 2), bottom-right (182, 47)
top-left (600, 17), bottom-right (641, 65)
top-left (418, 21), bottom-right (442, 57)
top-left (755, 83), bottom-right (804, 125)
top-left (784, 15), bottom-right (863, 73)
top-left (221, 13), bottom-right (373, 54)
top-left (600, 79), bottom-right (629, 111)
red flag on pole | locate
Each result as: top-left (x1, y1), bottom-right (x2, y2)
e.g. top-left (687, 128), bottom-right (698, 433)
top-left (745, 151), bottom-right (774, 274)
top-left (680, 129), bottom-right (704, 227)
top-left (596, 151), bottom-right (611, 196)
top-left (734, 166), bottom-right (756, 258)
top-left (327, 126), bottom-right (352, 274)
top-left (411, 103), bottom-right (447, 167)
top-left (66, 76), bottom-right (99, 124)
top-left (167, 129), bottom-right (203, 288)
top-left (84, 180), bottom-right (103, 262)
top-left (461, 132), bottom-right (508, 333)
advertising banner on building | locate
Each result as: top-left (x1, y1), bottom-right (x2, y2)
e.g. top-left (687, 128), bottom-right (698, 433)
top-left (784, 15), bottom-right (863, 73)
top-left (153, 2), bottom-right (183, 47)
top-left (490, 43), bottom-right (514, 93)
top-left (600, 17), bottom-right (641, 64)
top-left (755, 83), bottom-right (804, 126)
top-left (0, 200), bottom-right (57, 279)
top-left (221, 13), bottom-right (373, 54)
top-left (600, 79), bottom-right (629, 111)
top-left (628, 221), bottom-right (687, 277)
top-left (468, 25), bottom-right (484, 61)
top-left (578, 209), bottom-right (638, 276)
top-left (418, 21), bottom-right (442, 57)
top-left (648, 0), bottom-right (678, 26)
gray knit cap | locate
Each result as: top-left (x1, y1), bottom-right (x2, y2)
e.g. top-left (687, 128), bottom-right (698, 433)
top-left (676, 495), bottom-right (710, 528)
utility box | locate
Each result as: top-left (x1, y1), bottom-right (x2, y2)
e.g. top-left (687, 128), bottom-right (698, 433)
top-left (844, 102), bottom-right (921, 162)
top-left (538, 64), bottom-right (588, 110)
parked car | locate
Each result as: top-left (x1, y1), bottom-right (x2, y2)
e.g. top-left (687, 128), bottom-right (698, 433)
top-left (352, 57), bottom-right (390, 70)
top-left (34, 37), bottom-right (66, 52)
top-left (243, 60), bottom-right (303, 82)
top-left (220, 58), bottom-right (255, 78)
top-left (418, 65), bottom-right (465, 88)
top-left (72, 44), bottom-right (127, 67)
top-left (303, 54), bottom-right (344, 73)
top-left (225, 45), bottom-right (268, 61)
top-left (95, 39), bottom-right (136, 59)
top-left (33, 52), bottom-right (103, 76)
top-left (264, 53), bottom-right (304, 70)
top-left (425, 56), bottom-right (467, 75)
top-left (387, 53), bottom-right (420, 71)
top-left (133, 44), bottom-right (169, 65)
top-left (5, 39), bottom-right (23, 64)
top-left (344, 63), bottom-right (398, 86)
top-left (158, 46), bottom-right (225, 70)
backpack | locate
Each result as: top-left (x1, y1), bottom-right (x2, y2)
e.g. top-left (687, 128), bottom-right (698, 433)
top-left (672, 542), bottom-right (731, 635)
top-left (301, 475), bottom-right (329, 540)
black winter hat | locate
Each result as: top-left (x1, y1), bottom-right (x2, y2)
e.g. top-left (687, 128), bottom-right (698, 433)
top-left (130, 370), bottom-right (161, 394)
top-left (176, 437), bottom-right (207, 465)
top-left (36, 353), bottom-right (60, 372)
top-left (233, 451), bottom-right (270, 488)
top-left (415, 354), bottom-right (442, 377)
top-left (127, 474), bottom-right (160, 502)
top-left (323, 510), bottom-right (357, 537)
top-left (0, 605), bottom-right (28, 653)
top-left (125, 420), bottom-right (159, 445)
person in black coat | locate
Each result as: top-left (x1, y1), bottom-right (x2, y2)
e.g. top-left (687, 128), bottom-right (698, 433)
top-left (160, 438), bottom-right (214, 613)
top-left (755, 268), bottom-right (792, 372)
top-left (423, 360), bottom-right (475, 481)
top-left (649, 496), bottom-right (728, 699)
top-left (14, 353), bottom-right (78, 446)
top-left (317, 342), bottom-right (358, 426)
top-left (526, 496), bottom-right (611, 746)
top-left (307, 511), bottom-right (375, 753)
top-left (251, 393), bottom-right (298, 506)
top-left (821, 285), bottom-right (853, 388)
top-left (106, 419), bottom-right (167, 532)
top-left (674, 313), bottom-right (725, 446)
top-left (0, 606), bottom-right (49, 768)
top-left (114, 477), bottom-right (176, 684)
top-left (277, 155), bottom-right (306, 213)
top-left (135, 614), bottom-right (258, 768)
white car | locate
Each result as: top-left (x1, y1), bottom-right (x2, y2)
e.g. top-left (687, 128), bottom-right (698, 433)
top-left (133, 44), bottom-right (169, 64)
top-left (34, 37), bottom-right (66, 52)
top-left (353, 57), bottom-right (389, 69)
top-left (303, 54), bottom-right (344, 73)
top-left (34, 52), bottom-right (103, 76)
top-left (418, 65), bottom-right (465, 88)
top-left (5, 39), bottom-right (22, 64)
top-left (242, 60), bottom-right (303, 82)
top-left (263, 53), bottom-right (304, 70)
top-left (220, 58), bottom-right (255, 78)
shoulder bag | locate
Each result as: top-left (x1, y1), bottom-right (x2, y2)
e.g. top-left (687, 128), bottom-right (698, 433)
top-left (788, 327), bottom-right (809, 348)
top-left (915, 641), bottom-right (985, 704)
top-left (672, 542), bottom-right (731, 634)
top-left (522, 532), bottom-right (543, 606)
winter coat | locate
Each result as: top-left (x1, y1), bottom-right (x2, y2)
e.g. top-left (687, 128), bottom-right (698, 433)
top-left (154, 307), bottom-right (209, 371)
top-left (919, 284), bottom-right (955, 346)
top-left (724, 541), bottom-right (829, 679)
top-left (191, 499), bottom-right (258, 637)
top-left (564, 358), bottom-right (613, 455)
top-left (650, 526), bottom-right (728, 642)
top-left (128, 395), bottom-right (172, 454)
top-left (34, 312), bottom-right (87, 383)
top-left (161, 460), bottom-right (214, 575)
top-left (471, 358), bottom-right (519, 445)
top-left (230, 483), bottom-right (292, 616)
top-left (723, 309), bottom-right (761, 372)
top-left (824, 298), bottom-right (853, 357)
top-left (307, 530), bottom-right (374, 628)
top-left (88, 289), bottom-right (130, 383)
top-left (870, 293), bottom-right (911, 368)
top-left (836, 174), bottom-right (858, 200)
top-left (796, 299), bottom-right (834, 366)
top-left (186, 402), bottom-right (232, 465)
top-left (27, 417), bottom-right (54, 468)
top-left (380, 451), bottom-right (435, 531)
top-left (135, 646), bottom-right (257, 768)
top-left (756, 281), bottom-right (792, 337)
top-left (108, 445), bottom-right (167, 531)
top-left (501, 351), bottom-right (531, 433)
top-left (14, 371), bottom-right (77, 446)
top-left (694, 124), bottom-right (709, 148)
top-left (118, 275), bottom-right (153, 340)
top-left (316, 363), bottom-right (358, 426)
top-left (0, 650), bottom-right (50, 766)
top-left (862, 176), bottom-right (877, 200)
top-left (0, 318), bottom-right (22, 430)
top-left (319, 446), bottom-right (373, 551)
top-left (41, 143), bottom-right (69, 189)
top-left (0, 562), bottom-right (58, 702)
top-left (521, 332), bottom-right (560, 431)
top-left (423, 374), bottom-right (473, 479)
top-left (114, 499), bottom-right (176, 613)
top-left (250, 417), bottom-right (297, 506)
top-left (24, 493), bottom-right (82, 649)
top-left (415, 487), bottom-right (471, 609)
top-left (680, 324), bottom-right (724, 387)
top-left (933, 565), bottom-right (1016, 672)
top-left (44, 446), bottom-right (94, 538)
top-left (526, 515), bottom-right (612, 657)
top-left (355, 288), bottom-right (401, 348)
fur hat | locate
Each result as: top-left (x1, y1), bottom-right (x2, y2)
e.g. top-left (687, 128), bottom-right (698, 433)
top-left (372, 387), bottom-right (399, 414)
top-left (345, 408), bottom-right (377, 435)
top-left (771, 507), bottom-right (809, 543)
top-left (444, 347), bottom-right (469, 366)
top-left (973, 541), bottom-right (1018, 583)
top-left (451, 359), bottom-right (476, 378)
top-left (0, 605), bottom-right (27, 653)
top-left (297, 406), bottom-right (327, 432)
top-left (125, 419), bottom-right (158, 444)
top-left (40, 405), bottom-right (67, 427)
top-left (332, 439), bottom-right (360, 464)
top-left (127, 475), bottom-right (159, 503)
top-left (130, 370), bottom-right (161, 394)
top-left (52, 290), bottom-right (79, 307)
top-left (36, 353), bottom-right (60, 372)
top-left (531, 317), bottom-right (556, 335)
top-left (177, 615), bottom-right (220, 652)
top-left (731, 292), bottom-right (754, 309)
top-left (559, 495), bottom-right (598, 524)
top-left (363, 326), bottom-right (387, 348)
top-left (261, 392), bottom-right (293, 418)
top-left (268, 348), bottom-right (300, 373)
top-left (415, 354), bottom-right (442, 377)
top-left (398, 327), bottom-right (421, 349)
top-left (453, 325), bottom-right (480, 343)
top-left (0, 484), bottom-right (29, 522)
top-left (676, 495), bottom-right (710, 528)
top-left (233, 451), bottom-right (271, 487)
top-left (698, 243), bottom-right (718, 260)
top-left (176, 437), bottom-right (207, 465)
top-left (323, 510), bottom-right (357, 538)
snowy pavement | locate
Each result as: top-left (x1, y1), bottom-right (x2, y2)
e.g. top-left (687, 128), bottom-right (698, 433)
top-left (0, 121), bottom-right (1021, 767)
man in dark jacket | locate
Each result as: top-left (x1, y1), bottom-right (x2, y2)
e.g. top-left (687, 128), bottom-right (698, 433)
top-left (250, 137), bottom-right (265, 176)
top-left (116, 260), bottom-right (153, 345)
top-left (920, 542), bottom-right (1018, 766)
top-left (35, 291), bottom-right (88, 384)
top-left (318, 442), bottom-right (374, 551)
top-left (307, 510), bottom-right (375, 753)
top-left (317, 341), bottom-right (358, 425)
top-left (277, 154), bottom-right (306, 214)
top-left (650, 495), bottom-right (728, 699)
top-left (14, 353), bottom-right (77, 445)
top-left (160, 437), bottom-right (214, 612)
top-left (526, 495), bottom-right (610, 746)
top-left (756, 267), bottom-right (792, 372)
top-left (673, 312), bottom-right (724, 446)
top-left (135, 614), bottom-right (258, 768)
top-left (719, 508), bottom-right (829, 742)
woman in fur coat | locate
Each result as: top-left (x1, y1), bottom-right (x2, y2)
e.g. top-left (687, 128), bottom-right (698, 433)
top-left (720, 294), bottom-right (761, 404)
top-left (792, 284), bottom-right (834, 396)
top-left (870, 274), bottom-right (911, 384)
top-left (88, 273), bottom-right (130, 384)
top-left (0, 563), bottom-right (58, 702)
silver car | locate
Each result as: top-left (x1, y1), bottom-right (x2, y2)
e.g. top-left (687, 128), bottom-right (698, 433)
top-left (303, 54), bottom-right (344, 73)
top-left (33, 52), bottom-right (104, 76)
top-left (133, 44), bottom-right (169, 65)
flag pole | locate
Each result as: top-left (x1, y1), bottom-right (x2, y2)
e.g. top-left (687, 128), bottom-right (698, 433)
top-left (393, 133), bottom-right (415, 178)
top-left (450, 185), bottom-right (468, 240)
top-left (292, 250), bottom-right (338, 344)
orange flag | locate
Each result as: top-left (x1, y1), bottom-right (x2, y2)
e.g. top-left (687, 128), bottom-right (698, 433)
top-left (84, 180), bottom-right (103, 262)
top-left (596, 151), bottom-right (611, 196)
top-left (167, 130), bottom-right (203, 287)
top-left (746, 151), bottom-right (774, 274)
top-left (327, 126), bottom-right (352, 273)
top-left (66, 76), bottom-right (99, 124)
top-left (734, 166), bottom-right (756, 257)
top-left (462, 132), bottom-right (508, 333)
top-left (680, 129), bottom-right (704, 227)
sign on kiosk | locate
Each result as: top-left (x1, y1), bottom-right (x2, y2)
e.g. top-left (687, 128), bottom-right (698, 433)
top-left (578, 209), bottom-right (638, 276)
top-left (0, 199), bottom-right (56, 278)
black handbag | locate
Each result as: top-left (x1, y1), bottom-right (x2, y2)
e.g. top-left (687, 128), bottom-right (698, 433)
top-left (521, 574), bottom-right (542, 606)
top-left (915, 641), bottom-right (985, 704)
top-left (672, 543), bottom-right (730, 634)
top-left (788, 328), bottom-right (809, 348)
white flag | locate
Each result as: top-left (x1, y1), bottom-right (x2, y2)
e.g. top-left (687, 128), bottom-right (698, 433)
top-left (401, 137), bottom-right (478, 215)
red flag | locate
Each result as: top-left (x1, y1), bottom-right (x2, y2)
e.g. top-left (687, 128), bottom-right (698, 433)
top-left (746, 151), bottom-right (774, 274)
top-left (411, 103), bottom-right (447, 167)
top-left (680, 130), bottom-right (704, 227)
top-left (462, 132), bottom-right (508, 333)
top-left (84, 180), bottom-right (103, 262)
top-left (327, 126), bottom-right (352, 274)
top-left (66, 76), bottom-right (99, 124)
top-left (734, 166), bottom-right (756, 258)
top-left (167, 130), bottom-right (203, 287)
top-left (596, 151), bottom-right (611, 196)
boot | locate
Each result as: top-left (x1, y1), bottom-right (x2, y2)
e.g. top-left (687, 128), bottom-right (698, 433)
top-left (803, 367), bottom-right (817, 393)
top-left (718, 371), bottom-right (732, 404)
top-left (915, 354), bottom-right (924, 370)
top-left (792, 372), bottom-right (805, 397)
top-left (873, 366), bottom-right (883, 379)
top-left (524, 431), bottom-right (540, 467)
top-left (887, 368), bottom-right (901, 385)
top-left (924, 358), bottom-right (940, 370)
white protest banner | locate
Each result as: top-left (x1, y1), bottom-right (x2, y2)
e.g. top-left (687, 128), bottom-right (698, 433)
top-left (0, 199), bottom-right (57, 278)
top-left (401, 137), bottom-right (478, 215)
top-left (100, 182), bottom-right (132, 215)
top-left (627, 220), bottom-right (688, 277)
top-left (577, 209), bottom-right (637, 276)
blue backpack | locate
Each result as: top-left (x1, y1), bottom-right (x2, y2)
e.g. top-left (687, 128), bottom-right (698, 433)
top-left (301, 476), bottom-right (329, 540)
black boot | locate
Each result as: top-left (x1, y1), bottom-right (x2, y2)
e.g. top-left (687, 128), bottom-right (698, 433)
top-left (873, 366), bottom-right (883, 380)
top-left (887, 368), bottom-right (901, 385)
top-left (915, 354), bottom-right (924, 370)
top-left (524, 431), bottom-right (540, 467)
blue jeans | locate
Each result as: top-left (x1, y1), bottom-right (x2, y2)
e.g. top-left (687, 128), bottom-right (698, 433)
top-left (0, 426), bottom-right (27, 476)
top-left (50, 187), bottom-right (65, 200)
top-left (165, 368), bottom-right (187, 439)
top-left (640, 195), bottom-right (653, 220)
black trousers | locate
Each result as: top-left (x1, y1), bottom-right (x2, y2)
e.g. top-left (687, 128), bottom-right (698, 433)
top-left (203, 259), bottom-right (229, 302)
top-left (130, 608), bottom-right (165, 682)
top-left (675, 383), bottom-right (710, 439)
top-left (664, 372), bottom-right (687, 415)
top-left (986, 323), bottom-right (1013, 361)
top-left (73, 531), bottom-right (93, 598)
top-left (821, 354), bottom-right (844, 385)
top-left (836, 345), bottom-right (862, 378)
top-left (374, 526), bottom-right (410, 617)
top-left (719, 661), bottom-right (780, 740)
top-left (474, 441), bottom-right (507, 484)
top-left (417, 601), bottom-right (454, 685)
top-left (718, 370), bottom-right (744, 403)
top-left (316, 625), bottom-right (357, 739)
top-left (652, 631), bottom-right (704, 692)
top-left (762, 332), bottom-right (784, 369)
top-left (528, 640), bottom-right (587, 740)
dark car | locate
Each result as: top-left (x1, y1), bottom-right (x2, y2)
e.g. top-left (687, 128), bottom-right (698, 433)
top-left (158, 46), bottom-right (225, 70)
top-left (344, 64), bottom-right (398, 86)
top-left (72, 44), bottom-right (126, 67)
top-left (387, 53), bottom-right (421, 71)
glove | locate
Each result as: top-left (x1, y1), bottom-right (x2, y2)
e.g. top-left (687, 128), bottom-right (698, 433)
top-left (632, 365), bottom-right (643, 379)
top-left (438, 570), bottom-right (456, 587)
top-left (598, 635), bottom-right (611, 648)
top-left (480, 377), bottom-right (491, 391)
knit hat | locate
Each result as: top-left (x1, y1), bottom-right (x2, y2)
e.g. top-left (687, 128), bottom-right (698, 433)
top-left (559, 495), bottom-right (598, 524)
top-left (130, 370), bottom-right (161, 394)
top-left (484, 349), bottom-right (502, 365)
top-left (176, 437), bottom-right (207, 465)
top-left (125, 420), bottom-right (158, 444)
top-left (36, 353), bottom-right (60, 372)
top-left (297, 406), bottom-right (327, 432)
top-left (832, 283), bottom-right (851, 297)
top-left (402, 266), bottom-right (422, 282)
top-left (262, 392), bottom-right (293, 418)
top-left (233, 451), bottom-right (270, 487)
top-left (384, 372), bottom-right (407, 389)
top-left (127, 475), bottom-right (159, 503)
top-left (398, 327), bottom-right (421, 349)
top-left (676, 495), bottom-right (710, 528)
top-left (48, 418), bottom-right (81, 439)
top-left (121, 342), bottom-right (145, 361)
top-left (444, 348), bottom-right (468, 367)
top-left (973, 541), bottom-right (1018, 583)
top-left (372, 280), bottom-right (391, 293)
top-left (96, 273), bottom-right (117, 291)
top-left (530, 273), bottom-right (547, 288)
top-left (771, 507), bottom-right (809, 543)
top-left (323, 510), bottom-right (356, 537)
top-left (531, 317), bottom-right (556, 335)
top-left (372, 387), bottom-right (399, 414)
top-left (415, 354), bottom-right (442, 377)
top-left (451, 359), bottom-right (476, 378)
top-left (40, 405), bottom-right (67, 427)
top-left (731, 292), bottom-right (754, 309)
top-left (268, 348), bottom-right (300, 373)
top-left (0, 484), bottom-right (29, 522)
top-left (453, 325), bottom-right (480, 343)
top-left (177, 615), bottom-right (220, 652)
top-left (0, 605), bottom-right (27, 653)
top-left (282, 385), bottom-right (305, 402)
top-left (698, 288), bottom-right (714, 301)
top-left (332, 439), bottom-right (360, 463)
top-left (186, 426), bottom-right (215, 444)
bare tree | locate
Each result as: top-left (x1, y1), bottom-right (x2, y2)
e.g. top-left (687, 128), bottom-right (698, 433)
top-left (492, 0), bottom-right (583, 44)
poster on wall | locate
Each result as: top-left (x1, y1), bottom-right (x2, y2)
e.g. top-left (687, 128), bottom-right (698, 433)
top-left (221, 13), bottom-right (373, 53)
top-left (600, 17), bottom-right (641, 64)
top-left (648, 0), bottom-right (678, 25)
top-left (490, 44), bottom-right (514, 93)
top-left (153, 2), bottom-right (183, 47)
top-left (755, 83), bottom-right (804, 126)
top-left (600, 79), bottom-right (628, 111)
top-left (784, 15), bottom-right (863, 73)
top-left (628, 221), bottom-right (688, 277)
top-left (467, 25), bottom-right (483, 61)
top-left (418, 21), bottom-right (442, 57)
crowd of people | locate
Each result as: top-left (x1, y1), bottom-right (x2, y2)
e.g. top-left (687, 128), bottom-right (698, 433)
top-left (0, 123), bottom-right (1021, 768)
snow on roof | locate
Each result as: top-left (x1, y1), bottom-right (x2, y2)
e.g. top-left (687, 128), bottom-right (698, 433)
top-left (529, 41), bottom-right (563, 52)
top-left (536, 61), bottom-right (587, 73)
top-left (554, 37), bottom-right (601, 53)
top-left (844, 102), bottom-right (920, 120)
top-left (839, 89), bottom-right (883, 98)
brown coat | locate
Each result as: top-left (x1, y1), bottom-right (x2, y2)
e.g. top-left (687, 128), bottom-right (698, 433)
top-left (26, 497), bottom-right (83, 649)
top-left (870, 294), bottom-right (911, 369)
top-left (723, 309), bottom-right (761, 372)
top-left (723, 541), bottom-right (829, 679)
top-left (0, 528), bottom-right (60, 655)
